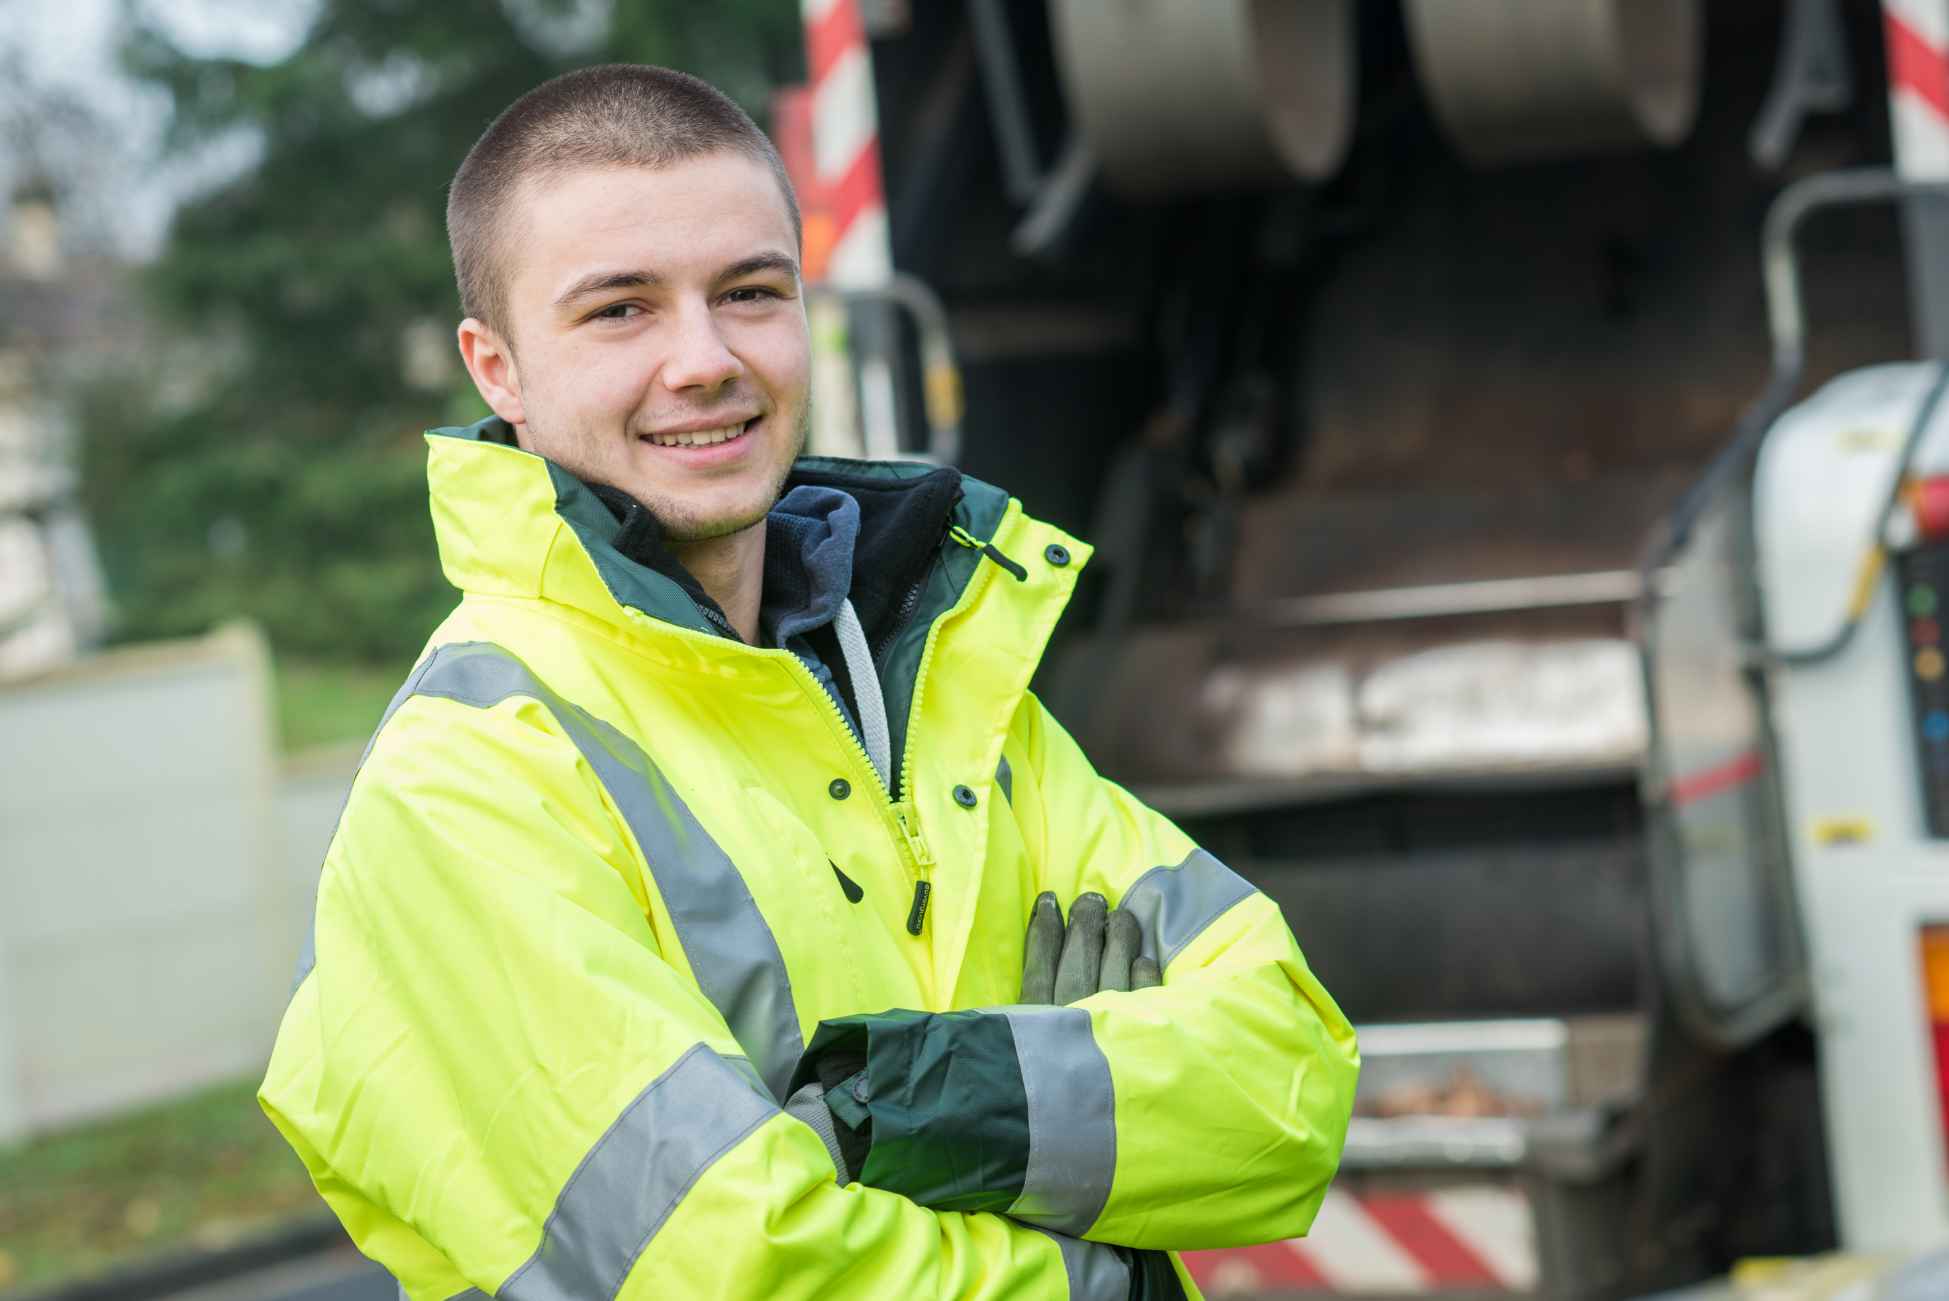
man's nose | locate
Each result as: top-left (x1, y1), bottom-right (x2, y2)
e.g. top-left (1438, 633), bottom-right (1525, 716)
top-left (660, 302), bottom-right (744, 393)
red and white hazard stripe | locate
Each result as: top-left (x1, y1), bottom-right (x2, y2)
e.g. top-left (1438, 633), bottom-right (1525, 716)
top-left (800, 0), bottom-right (891, 286)
top-left (1886, 1), bottom-right (1949, 178)
top-left (1182, 1186), bottom-right (1538, 1295)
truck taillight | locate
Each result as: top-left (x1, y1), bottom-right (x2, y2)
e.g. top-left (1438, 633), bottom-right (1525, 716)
top-left (1924, 926), bottom-right (1949, 1170)
top-left (1913, 476), bottom-right (1949, 541)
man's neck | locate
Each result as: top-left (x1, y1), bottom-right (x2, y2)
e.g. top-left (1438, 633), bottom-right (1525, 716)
top-left (674, 524), bottom-right (766, 645)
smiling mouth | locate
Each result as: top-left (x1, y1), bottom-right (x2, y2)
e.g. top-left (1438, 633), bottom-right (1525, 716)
top-left (641, 418), bottom-right (757, 448)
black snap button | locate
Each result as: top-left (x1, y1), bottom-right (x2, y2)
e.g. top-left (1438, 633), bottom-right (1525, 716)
top-left (1044, 544), bottom-right (1070, 567)
top-left (953, 784), bottom-right (978, 808)
top-left (829, 778), bottom-right (851, 801)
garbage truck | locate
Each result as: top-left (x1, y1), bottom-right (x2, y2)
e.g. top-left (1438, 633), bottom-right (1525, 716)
top-left (784, 0), bottom-right (1949, 1295)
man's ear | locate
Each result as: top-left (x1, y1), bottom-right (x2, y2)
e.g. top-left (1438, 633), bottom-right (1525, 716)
top-left (457, 318), bottom-right (526, 428)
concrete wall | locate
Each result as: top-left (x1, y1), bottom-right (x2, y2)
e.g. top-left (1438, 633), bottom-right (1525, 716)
top-left (0, 624), bottom-right (331, 1141)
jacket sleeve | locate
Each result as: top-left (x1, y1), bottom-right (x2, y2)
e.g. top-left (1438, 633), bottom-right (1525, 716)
top-left (808, 692), bottom-right (1358, 1252)
top-left (259, 689), bottom-right (1148, 1301)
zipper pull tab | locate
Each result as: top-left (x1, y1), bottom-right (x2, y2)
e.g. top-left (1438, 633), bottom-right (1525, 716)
top-left (893, 804), bottom-right (936, 869)
top-left (948, 524), bottom-right (1028, 582)
top-left (907, 880), bottom-right (932, 936)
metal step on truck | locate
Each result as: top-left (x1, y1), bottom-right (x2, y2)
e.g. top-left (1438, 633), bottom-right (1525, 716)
top-left (783, 1), bottom-right (1949, 1296)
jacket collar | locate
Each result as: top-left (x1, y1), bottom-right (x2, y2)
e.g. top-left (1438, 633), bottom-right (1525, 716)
top-left (424, 415), bottom-right (1021, 653)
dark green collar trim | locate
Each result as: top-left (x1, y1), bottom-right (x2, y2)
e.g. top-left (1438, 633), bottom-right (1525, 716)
top-left (548, 462), bottom-right (727, 637)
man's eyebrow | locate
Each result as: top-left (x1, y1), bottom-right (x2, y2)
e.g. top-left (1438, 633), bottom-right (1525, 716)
top-left (553, 268), bottom-right (664, 308)
top-left (552, 254), bottom-right (799, 310)
top-left (714, 252), bottom-right (800, 286)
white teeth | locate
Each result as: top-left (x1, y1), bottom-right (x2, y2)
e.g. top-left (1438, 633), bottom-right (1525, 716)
top-left (648, 422), bottom-right (747, 448)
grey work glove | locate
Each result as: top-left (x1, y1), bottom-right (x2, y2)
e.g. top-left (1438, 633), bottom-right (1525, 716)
top-left (1019, 890), bottom-right (1162, 1005)
top-left (1018, 893), bottom-right (1176, 1299)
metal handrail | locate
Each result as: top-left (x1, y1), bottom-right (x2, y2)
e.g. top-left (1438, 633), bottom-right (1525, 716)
top-left (806, 272), bottom-right (965, 466)
top-left (1648, 170), bottom-right (1949, 574)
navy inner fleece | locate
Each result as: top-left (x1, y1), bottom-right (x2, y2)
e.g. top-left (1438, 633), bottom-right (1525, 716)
top-left (760, 485), bottom-right (866, 733)
top-left (761, 485), bottom-right (860, 649)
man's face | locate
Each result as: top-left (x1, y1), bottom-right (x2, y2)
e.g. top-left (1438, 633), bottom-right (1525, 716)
top-left (477, 154), bottom-right (809, 542)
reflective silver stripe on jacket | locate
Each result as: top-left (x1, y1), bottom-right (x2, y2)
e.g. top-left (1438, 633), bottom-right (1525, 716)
top-left (411, 1047), bottom-right (772, 1300)
top-left (299, 640), bottom-right (806, 1101)
top-left (995, 754), bottom-right (1013, 803)
top-left (431, 1198), bottom-right (1132, 1301)
top-left (501, 1042), bottom-right (775, 1299)
top-left (1118, 848), bottom-right (1258, 969)
top-left (1026, 1226), bottom-right (1132, 1300)
top-left (1002, 1005), bottom-right (1116, 1236)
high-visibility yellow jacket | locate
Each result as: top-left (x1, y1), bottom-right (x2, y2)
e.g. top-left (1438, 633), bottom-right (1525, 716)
top-left (261, 418), bottom-right (1358, 1300)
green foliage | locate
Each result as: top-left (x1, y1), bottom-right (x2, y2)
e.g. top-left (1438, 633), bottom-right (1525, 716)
top-left (91, 0), bottom-right (803, 665)
top-left (276, 657), bottom-right (406, 750)
top-left (0, 1076), bottom-right (322, 1289)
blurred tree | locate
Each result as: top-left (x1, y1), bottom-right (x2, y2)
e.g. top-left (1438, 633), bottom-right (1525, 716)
top-left (91, 0), bottom-right (803, 664)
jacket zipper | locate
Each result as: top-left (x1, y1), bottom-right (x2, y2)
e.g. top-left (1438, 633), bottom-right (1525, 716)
top-left (895, 812), bottom-right (935, 936)
top-left (791, 515), bottom-right (1025, 940)
top-left (872, 501), bottom-right (958, 673)
top-left (872, 577), bottom-right (928, 673)
top-left (881, 520), bottom-right (1023, 936)
top-left (788, 656), bottom-right (937, 936)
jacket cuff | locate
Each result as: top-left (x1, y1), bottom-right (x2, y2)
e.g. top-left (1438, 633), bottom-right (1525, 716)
top-left (790, 1005), bottom-right (1115, 1233)
top-left (783, 1079), bottom-right (853, 1183)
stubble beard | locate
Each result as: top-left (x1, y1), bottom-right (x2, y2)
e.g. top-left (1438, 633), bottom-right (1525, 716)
top-left (527, 400), bottom-right (813, 545)
top-left (656, 401), bottom-right (812, 544)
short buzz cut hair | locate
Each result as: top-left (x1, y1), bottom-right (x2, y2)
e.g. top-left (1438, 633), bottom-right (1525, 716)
top-left (446, 64), bottom-right (801, 333)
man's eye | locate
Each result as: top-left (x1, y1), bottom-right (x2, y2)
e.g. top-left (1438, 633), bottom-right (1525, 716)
top-left (724, 286), bottom-right (781, 305)
top-left (593, 302), bottom-right (641, 321)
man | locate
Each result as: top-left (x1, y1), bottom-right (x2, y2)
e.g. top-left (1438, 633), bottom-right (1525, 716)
top-left (261, 64), bottom-right (1357, 1300)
